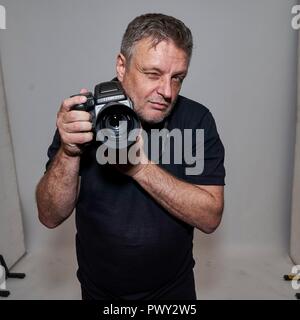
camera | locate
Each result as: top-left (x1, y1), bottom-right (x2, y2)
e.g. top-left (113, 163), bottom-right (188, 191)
top-left (71, 81), bottom-right (140, 149)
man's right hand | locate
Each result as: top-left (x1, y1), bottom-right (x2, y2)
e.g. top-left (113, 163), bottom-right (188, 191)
top-left (56, 88), bottom-right (93, 157)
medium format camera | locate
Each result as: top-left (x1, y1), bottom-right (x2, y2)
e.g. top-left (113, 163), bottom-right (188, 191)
top-left (71, 81), bottom-right (140, 148)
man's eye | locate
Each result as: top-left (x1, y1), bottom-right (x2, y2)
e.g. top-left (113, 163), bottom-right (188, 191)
top-left (173, 76), bottom-right (184, 83)
top-left (146, 73), bottom-right (160, 79)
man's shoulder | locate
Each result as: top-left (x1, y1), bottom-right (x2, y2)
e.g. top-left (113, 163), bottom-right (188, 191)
top-left (177, 95), bottom-right (209, 110)
top-left (176, 95), bottom-right (210, 115)
top-left (171, 95), bottom-right (212, 127)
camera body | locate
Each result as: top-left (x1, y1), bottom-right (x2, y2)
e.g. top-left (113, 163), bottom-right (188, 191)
top-left (72, 81), bottom-right (140, 148)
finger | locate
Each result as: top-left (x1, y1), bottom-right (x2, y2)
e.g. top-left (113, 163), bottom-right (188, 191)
top-left (63, 121), bottom-right (93, 133)
top-left (63, 110), bottom-right (91, 123)
top-left (80, 88), bottom-right (89, 94)
top-left (60, 95), bottom-right (87, 112)
top-left (62, 132), bottom-right (93, 145)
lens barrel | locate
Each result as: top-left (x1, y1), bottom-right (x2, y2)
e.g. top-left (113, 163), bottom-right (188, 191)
top-left (95, 102), bottom-right (140, 149)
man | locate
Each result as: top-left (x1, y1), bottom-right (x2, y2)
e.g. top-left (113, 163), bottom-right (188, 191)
top-left (36, 13), bottom-right (225, 300)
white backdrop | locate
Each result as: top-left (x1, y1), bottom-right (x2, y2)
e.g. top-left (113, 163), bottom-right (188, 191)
top-left (0, 58), bottom-right (25, 268)
top-left (290, 28), bottom-right (300, 265)
top-left (0, 0), bottom-right (297, 267)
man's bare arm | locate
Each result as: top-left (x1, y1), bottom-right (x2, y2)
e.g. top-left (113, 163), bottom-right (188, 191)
top-left (36, 149), bottom-right (80, 228)
top-left (36, 90), bottom-right (92, 228)
top-left (132, 163), bottom-right (224, 233)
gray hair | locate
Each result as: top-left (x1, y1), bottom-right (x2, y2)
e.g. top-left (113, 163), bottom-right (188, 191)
top-left (121, 13), bottom-right (193, 65)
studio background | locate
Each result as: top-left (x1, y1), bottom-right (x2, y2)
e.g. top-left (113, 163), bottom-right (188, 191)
top-left (0, 0), bottom-right (298, 299)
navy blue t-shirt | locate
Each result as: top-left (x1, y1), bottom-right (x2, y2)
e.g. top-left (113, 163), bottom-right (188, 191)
top-left (46, 95), bottom-right (225, 299)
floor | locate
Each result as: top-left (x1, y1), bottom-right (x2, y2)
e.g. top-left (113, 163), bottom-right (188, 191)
top-left (194, 246), bottom-right (298, 300)
top-left (1, 243), bottom-right (298, 300)
top-left (1, 245), bottom-right (81, 300)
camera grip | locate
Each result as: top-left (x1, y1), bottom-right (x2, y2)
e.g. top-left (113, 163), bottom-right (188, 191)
top-left (72, 103), bottom-right (86, 111)
top-left (70, 92), bottom-right (94, 111)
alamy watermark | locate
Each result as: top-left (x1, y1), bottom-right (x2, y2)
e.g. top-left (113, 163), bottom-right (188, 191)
top-left (0, 5), bottom-right (6, 30)
top-left (0, 265), bottom-right (6, 290)
top-left (290, 265), bottom-right (300, 290)
top-left (95, 124), bottom-right (204, 176)
top-left (292, 5), bottom-right (300, 30)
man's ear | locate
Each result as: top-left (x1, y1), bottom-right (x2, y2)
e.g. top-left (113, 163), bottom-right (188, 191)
top-left (116, 53), bottom-right (127, 82)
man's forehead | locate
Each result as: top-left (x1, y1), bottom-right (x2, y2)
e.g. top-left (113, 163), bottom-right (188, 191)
top-left (133, 37), bottom-right (178, 53)
top-left (132, 37), bottom-right (189, 67)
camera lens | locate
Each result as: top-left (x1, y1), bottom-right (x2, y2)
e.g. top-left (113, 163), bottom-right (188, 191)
top-left (106, 114), bottom-right (127, 131)
top-left (95, 103), bottom-right (140, 149)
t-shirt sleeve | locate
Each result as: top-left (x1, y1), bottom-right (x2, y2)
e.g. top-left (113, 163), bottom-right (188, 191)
top-left (183, 111), bottom-right (226, 185)
top-left (45, 129), bottom-right (61, 171)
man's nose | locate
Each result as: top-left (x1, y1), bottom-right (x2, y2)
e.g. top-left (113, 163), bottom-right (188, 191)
top-left (157, 77), bottom-right (172, 100)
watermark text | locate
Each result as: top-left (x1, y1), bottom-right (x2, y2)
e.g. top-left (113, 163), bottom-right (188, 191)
top-left (291, 265), bottom-right (300, 290)
top-left (292, 5), bottom-right (300, 30)
top-left (0, 265), bottom-right (6, 290)
top-left (96, 124), bottom-right (204, 176)
top-left (0, 5), bottom-right (6, 30)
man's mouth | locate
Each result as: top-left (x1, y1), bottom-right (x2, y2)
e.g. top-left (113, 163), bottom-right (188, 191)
top-left (148, 101), bottom-right (169, 111)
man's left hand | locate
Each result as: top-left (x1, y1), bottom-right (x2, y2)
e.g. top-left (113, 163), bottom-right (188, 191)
top-left (114, 134), bottom-right (150, 177)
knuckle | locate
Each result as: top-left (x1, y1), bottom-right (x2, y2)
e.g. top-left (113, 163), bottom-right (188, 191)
top-left (56, 110), bottom-right (63, 121)
top-left (60, 113), bottom-right (70, 125)
top-left (72, 95), bottom-right (84, 105)
top-left (60, 132), bottom-right (68, 144)
top-left (68, 111), bottom-right (77, 122)
top-left (81, 121), bottom-right (92, 132)
top-left (81, 132), bottom-right (93, 143)
top-left (78, 134), bottom-right (86, 144)
top-left (69, 96), bottom-right (78, 106)
top-left (75, 122), bottom-right (83, 132)
top-left (61, 99), bottom-right (69, 109)
top-left (56, 117), bottom-right (64, 131)
top-left (66, 122), bottom-right (76, 133)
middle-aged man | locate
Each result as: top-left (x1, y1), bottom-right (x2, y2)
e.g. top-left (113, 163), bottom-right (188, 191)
top-left (36, 13), bottom-right (226, 300)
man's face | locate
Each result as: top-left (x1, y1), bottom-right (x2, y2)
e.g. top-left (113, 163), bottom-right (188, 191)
top-left (117, 38), bottom-right (189, 124)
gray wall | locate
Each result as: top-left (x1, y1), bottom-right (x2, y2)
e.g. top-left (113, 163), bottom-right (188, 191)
top-left (0, 0), bottom-right (297, 256)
